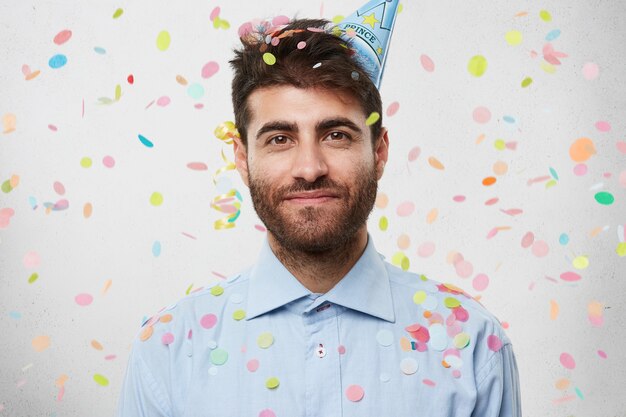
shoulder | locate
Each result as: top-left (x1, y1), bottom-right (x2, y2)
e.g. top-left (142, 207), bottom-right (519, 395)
top-left (133, 271), bottom-right (250, 352)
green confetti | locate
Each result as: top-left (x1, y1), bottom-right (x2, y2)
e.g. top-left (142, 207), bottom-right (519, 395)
top-left (1, 180), bottom-right (12, 193)
top-left (112, 8), bottom-right (123, 19)
top-left (594, 191), bottom-right (614, 205)
top-left (28, 273), bottom-right (39, 284)
top-left (521, 77), bottom-right (533, 87)
top-left (444, 297), bottom-right (461, 308)
top-left (379, 216), bottom-right (388, 231)
top-left (365, 112), bottom-right (380, 126)
top-left (115, 84), bottom-right (121, 101)
top-left (545, 179), bottom-right (557, 188)
top-left (210, 285), bottom-right (224, 296)
top-left (494, 139), bottom-right (506, 150)
top-left (93, 374), bottom-right (109, 386)
top-left (539, 10), bottom-right (552, 22)
top-left (467, 55), bottom-right (488, 77)
top-left (262, 53), bottom-right (276, 65)
top-left (210, 348), bottom-right (229, 365)
top-left (185, 283), bottom-right (193, 295)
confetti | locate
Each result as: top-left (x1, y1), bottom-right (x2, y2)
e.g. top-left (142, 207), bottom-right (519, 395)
top-left (420, 54), bottom-right (435, 72)
top-left (594, 191), bottom-right (614, 205)
top-left (582, 62), bottom-right (599, 80)
top-left (467, 55), bottom-right (487, 77)
top-left (202, 61), bottom-right (219, 78)
top-left (32, 335), bottom-right (50, 352)
top-left (156, 30), bottom-right (171, 51)
top-left (560, 271), bottom-right (581, 282)
top-left (0, 208), bottom-right (15, 229)
top-left (53, 30), bottom-right (72, 45)
top-left (521, 77), bottom-right (533, 87)
top-left (472, 106), bottom-right (491, 124)
top-left (365, 111), bottom-right (380, 126)
top-left (112, 8), bottom-right (123, 18)
top-left (539, 10), bottom-right (552, 22)
top-left (48, 54), bottom-right (67, 69)
top-left (396, 201), bottom-right (415, 217)
top-left (2, 113), bottom-right (16, 133)
top-left (386, 101), bottom-right (400, 117)
top-left (346, 384), bottom-right (365, 401)
top-left (150, 192), bottom-right (163, 206)
top-left (265, 376), bottom-right (280, 389)
top-left (75, 293), bottom-right (93, 306)
top-left (93, 374), bottom-right (109, 386)
top-left (262, 52), bottom-right (276, 65)
top-left (138, 134), bottom-right (154, 147)
top-left (559, 352), bottom-right (575, 369)
top-left (505, 30), bottom-right (522, 46)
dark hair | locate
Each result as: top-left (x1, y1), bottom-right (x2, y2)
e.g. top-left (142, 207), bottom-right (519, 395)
top-left (229, 18), bottom-right (383, 147)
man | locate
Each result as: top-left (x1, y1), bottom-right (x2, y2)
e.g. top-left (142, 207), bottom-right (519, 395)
top-left (117, 9), bottom-right (521, 417)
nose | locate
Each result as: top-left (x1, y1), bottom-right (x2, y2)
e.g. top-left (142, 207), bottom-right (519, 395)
top-left (290, 139), bottom-right (329, 183)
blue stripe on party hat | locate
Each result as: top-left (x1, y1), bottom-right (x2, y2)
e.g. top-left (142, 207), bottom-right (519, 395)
top-left (338, 0), bottom-right (400, 89)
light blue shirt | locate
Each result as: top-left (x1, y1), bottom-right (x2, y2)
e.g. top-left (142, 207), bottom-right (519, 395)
top-left (117, 236), bottom-right (521, 417)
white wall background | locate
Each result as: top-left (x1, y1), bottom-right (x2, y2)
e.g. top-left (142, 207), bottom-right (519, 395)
top-left (1, 0), bottom-right (625, 416)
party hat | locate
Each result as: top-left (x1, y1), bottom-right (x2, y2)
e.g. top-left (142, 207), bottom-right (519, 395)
top-left (338, 0), bottom-right (400, 89)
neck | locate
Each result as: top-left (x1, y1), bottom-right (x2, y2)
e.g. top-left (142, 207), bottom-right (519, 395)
top-left (268, 227), bottom-right (369, 293)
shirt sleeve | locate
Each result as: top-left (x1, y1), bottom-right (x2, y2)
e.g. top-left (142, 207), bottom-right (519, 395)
top-left (116, 337), bottom-right (174, 417)
top-left (471, 343), bottom-right (522, 417)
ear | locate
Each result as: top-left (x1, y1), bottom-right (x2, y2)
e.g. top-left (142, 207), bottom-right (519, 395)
top-left (233, 136), bottom-right (250, 187)
top-left (374, 127), bottom-right (389, 180)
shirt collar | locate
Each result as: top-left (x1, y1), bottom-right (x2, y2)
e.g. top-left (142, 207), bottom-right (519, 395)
top-left (245, 234), bottom-right (395, 323)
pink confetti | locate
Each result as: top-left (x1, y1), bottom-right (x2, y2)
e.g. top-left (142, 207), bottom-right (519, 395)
top-left (573, 163), bottom-right (588, 176)
top-left (472, 273), bottom-right (489, 291)
top-left (619, 170), bottom-right (626, 188)
top-left (559, 352), bottom-right (576, 369)
top-left (396, 201), bottom-right (415, 217)
top-left (102, 155), bottom-right (115, 168)
top-left (616, 141), bottom-right (626, 155)
top-left (194, 103), bottom-right (204, 109)
top-left (53, 29), bottom-right (72, 45)
top-left (419, 54), bottom-right (435, 72)
top-left (23, 251), bottom-right (41, 268)
top-left (487, 334), bottom-right (503, 352)
top-left (452, 195), bottom-right (466, 202)
top-left (247, 359), bottom-right (259, 372)
top-left (104, 354), bottom-right (116, 360)
top-left (472, 106), bottom-right (491, 124)
top-left (484, 197), bottom-right (499, 206)
top-left (187, 162), bottom-right (208, 171)
top-left (209, 7), bottom-right (220, 21)
top-left (422, 379), bottom-right (436, 387)
top-left (272, 15), bottom-right (290, 26)
top-left (297, 41), bottom-right (307, 50)
top-left (598, 350), bottom-right (607, 359)
top-left (0, 208), bottom-right (15, 229)
top-left (560, 271), bottom-right (581, 282)
top-left (259, 410), bottom-right (276, 417)
top-left (338, 345), bottom-right (346, 354)
top-left (595, 121), bottom-right (611, 132)
top-left (521, 231), bottom-right (534, 248)
top-left (417, 241), bottom-right (435, 258)
top-left (156, 96), bottom-right (171, 107)
top-left (385, 101), bottom-right (400, 117)
top-left (408, 146), bottom-right (421, 162)
top-left (200, 313), bottom-right (217, 329)
top-left (161, 332), bottom-right (174, 345)
top-left (500, 208), bottom-right (523, 216)
top-left (531, 240), bottom-right (549, 257)
top-left (486, 227), bottom-right (499, 239)
top-left (346, 384), bottom-right (364, 402)
top-left (75, 293), bottom-right (93, 306)
top-left (254, 224), bottom-right (267, 232)
top-left (48, 124), bottom-right (58, 131)
top-left (53, 181), bottom-right (66, 195)
top-left (201, 61), bottom-right (220, 79)
top-left (582, 62), bottom-right (599, 80)
top-left (454, 260), bottom-right (473, 278)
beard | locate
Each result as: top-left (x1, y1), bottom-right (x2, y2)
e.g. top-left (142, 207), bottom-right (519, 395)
top-left (248, 163), bottom-right (378, 254)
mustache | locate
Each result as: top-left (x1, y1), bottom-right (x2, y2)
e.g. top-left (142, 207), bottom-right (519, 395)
top-left (274, 177), bottom-right (345, 199)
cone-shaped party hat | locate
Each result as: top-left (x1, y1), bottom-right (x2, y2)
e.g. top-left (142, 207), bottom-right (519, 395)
top-left (338, 0), bottom-right (400, 89)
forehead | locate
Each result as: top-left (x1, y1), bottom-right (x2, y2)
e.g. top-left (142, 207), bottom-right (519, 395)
top-left (246, 85), bottom-right (365, 125)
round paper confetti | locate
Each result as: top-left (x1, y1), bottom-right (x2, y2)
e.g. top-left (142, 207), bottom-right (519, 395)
top-left (162, 332), bottom-right (174, 345)
top-left (93, 374), bottom-right (109, 386)
top-left (297, 41), bottom-right (307, 49)
top-left (150, 192), bottom-right (163, 206)
top-left (75, 293), bottom-right (93, 306)
top-left (569, 138), bottom-right (596, 162)
top-left (210, 348), bottom-right (229, 365)
top-left (472, 273), bottom-right (489, 291)
top-left (49, 54), bottom-right (67, 69)
top-left (32, 335), bottom-right (50, 352)
top-left (408, 146), bottom-right (421, 161)
top-left (572, 255), bottom-right (589, 270)
top-left (201, 61), bottom-right (219, 78)
top-left (539, 10), bottom-right (552, 22)
top-left (247, 359), bottom-right (259, 372)
top-left (487, 334), bottom-right (502, 351)
top-left (396, 201), bottom-right (415, 217)
top-left (594, 191), bottom-right (614, 205)
top-left (210, 285), bottom-right (224, 296)
top-left (265, 377), bottom-right (280, 389)
top-left (53, 30), bottom-right (72, 45)
top-left (152, 241), bottom-right (161, 257)
top-left (257, 332), bottom-right (274, 348)
top-left (417, 241), bottom-right (435, 257)
top-left (263, 53), bottom-right (276, 65)
top-left (259, 410), bottom-right (275, 417)
top-left (200, 314), bottom-right (217, 329)
top-left (505, 30), bottom-right (522, 46)
top-left (346, 384), bottom-right (365, 401)
top-left (560, 352), bottom-right (576, 369)
top-left (376, 329), bottom-right (394, 346)
top-left (467, 55), bottom-right (487, 77)
top-left (233, 309), bottom-right (246, 320)
top-left (420, 54), bottom-right (435, 72)
top-left (386, 101), bottom-right (400, 117)
top-left (156, 30), bottom-right (171, 51)
top-left (140, 326), bottom-right (153, 341)
top-left (582, 62), bottom-right (599, 80)
top-left (400, 357), bottom-right (419, 375)
top-left (560, 271), bottom-right (581, 282)
top-left (23, 251), bottom-right (41, 268)
top-left (531, 240), bottom-right (549, 257)
top-left (102, 155), bottom-right (115, 168)
top-left (80, 157), bottom-right (92, 168)
top-left (187, 83), bottom-right (205, 100)
top-left (472, 106), bottom-right (491, 124)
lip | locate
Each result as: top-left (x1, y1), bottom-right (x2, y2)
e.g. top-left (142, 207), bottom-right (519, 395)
top-left (283, 191), bottom-right (340, 204)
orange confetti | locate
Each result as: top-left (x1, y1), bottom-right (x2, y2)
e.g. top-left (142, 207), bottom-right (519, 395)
top-left (399, 337), bottom-right (412, 352)
top-left (423, 311), bottom-right (432, 318)
top-left (375, 192), bottom-right (389, 209)
top-left (555, 378), bottom-right (570, 390)
top-left (175, 75), bottom-right (188, 85)
top-left (32, 335), bottom-right (50, 352)
top-left (140, 326), bottom-right (154, 341)
top-left (91, 340), bottom-right (103, 350)
top-left (550, 299), bottom-right (559, 320)
top-left (9, 175), bottom-right (20, 188)
top-left (428, 156), bottom-right (445, 170)
top-left (160, 313), bottom-right (173, 323)
top-left (55, 374), bottom-right (69, 388)
top-left (101, 279), bottom-right (112, 294)
top-left (482, 176), bottom-right (497, 186)
top-left (569, 137), bottom-right (596, 162)
top-left (475, 133), bottom-right (486, 144)
top-left (589, 226), bottom-right (604, 238)
top-left (515, 11), bottom-right (529, 17)
top-left (426, 208), bottom-right (438, 224)
top-left (83, 202), bottom-right (93, 218)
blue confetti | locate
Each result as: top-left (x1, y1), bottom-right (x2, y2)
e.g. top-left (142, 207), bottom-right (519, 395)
top-left (152, 241), bottom-right (162, 257)
top-left (503, 115), bottom-right (516, 124)
top-left (549, 167), bottom-right (559, 180)
top-left (545, 29), bottom-right (561, 41)
top-left (9, 311), bottom-right (22, 319)
top-left (94, 46), bottom-right (107, 54)
top-left (48, 54), bottom-right (67, 69)
top-left (138, 134), bottom-right (154, 148)
top-left (559, 233), bottom-right (569, 245)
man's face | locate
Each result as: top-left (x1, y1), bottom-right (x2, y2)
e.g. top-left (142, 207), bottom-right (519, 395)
top-left (233, 85), bottom-right (388, 253)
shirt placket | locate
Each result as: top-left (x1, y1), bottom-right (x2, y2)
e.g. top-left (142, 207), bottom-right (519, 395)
top-left (303, 301), bottom-right (342, 417)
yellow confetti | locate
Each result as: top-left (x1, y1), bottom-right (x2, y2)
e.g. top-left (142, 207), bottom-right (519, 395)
top-left (365, 112), bottom-right (380, 126)
top-left (266, 377), bottom-right (280, 389)
top-left (521, 77), bottom-right (533, 87)
top-left (211, 190), bottom-right (242, 230)
top-left (505, 30), bottom-right (523, 46)
top-left (391, 251), bottom-right (410, 271)
top-left (263, 52), bottom-right (277, 65)
top-left (150, 192), bottom-right (163, 206)
top-left (572, 255), bottom-right (589, 270)
top-left (112, 8), bottom-right (123, 19)
top-left (156, 30), bottom-right (171, 51)
top-left (616, 242), bottom-right (626, 257)
top-left (541, 61), bottom-right (556, 74)
top-left (115, 84), bottom-right (122, 101)
top-left (539, 10), bottom-right (552, 22)
top-left (378, 216), bottom-right (388, 231)
top-left (93, 374), bottom-right (109, 386)
top-left (80, 157), bottom-right (92, 168)
top-left (427, 156), bottom-right (445, 170)
top-left (467, 55), bottom-right (488, 77)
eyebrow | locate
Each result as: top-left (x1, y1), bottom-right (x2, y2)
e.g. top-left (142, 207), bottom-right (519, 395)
top-left (255, 117), bottom-right (363, 141)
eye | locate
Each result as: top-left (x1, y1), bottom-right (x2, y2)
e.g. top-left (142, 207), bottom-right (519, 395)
top-left (268, 135), bottom-right (290, 145)
top-left (325, 131), bottom-right (350, 141)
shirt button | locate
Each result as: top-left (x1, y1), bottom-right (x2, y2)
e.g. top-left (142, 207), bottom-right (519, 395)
top-left (316, 344), bottom-right (326, 358)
